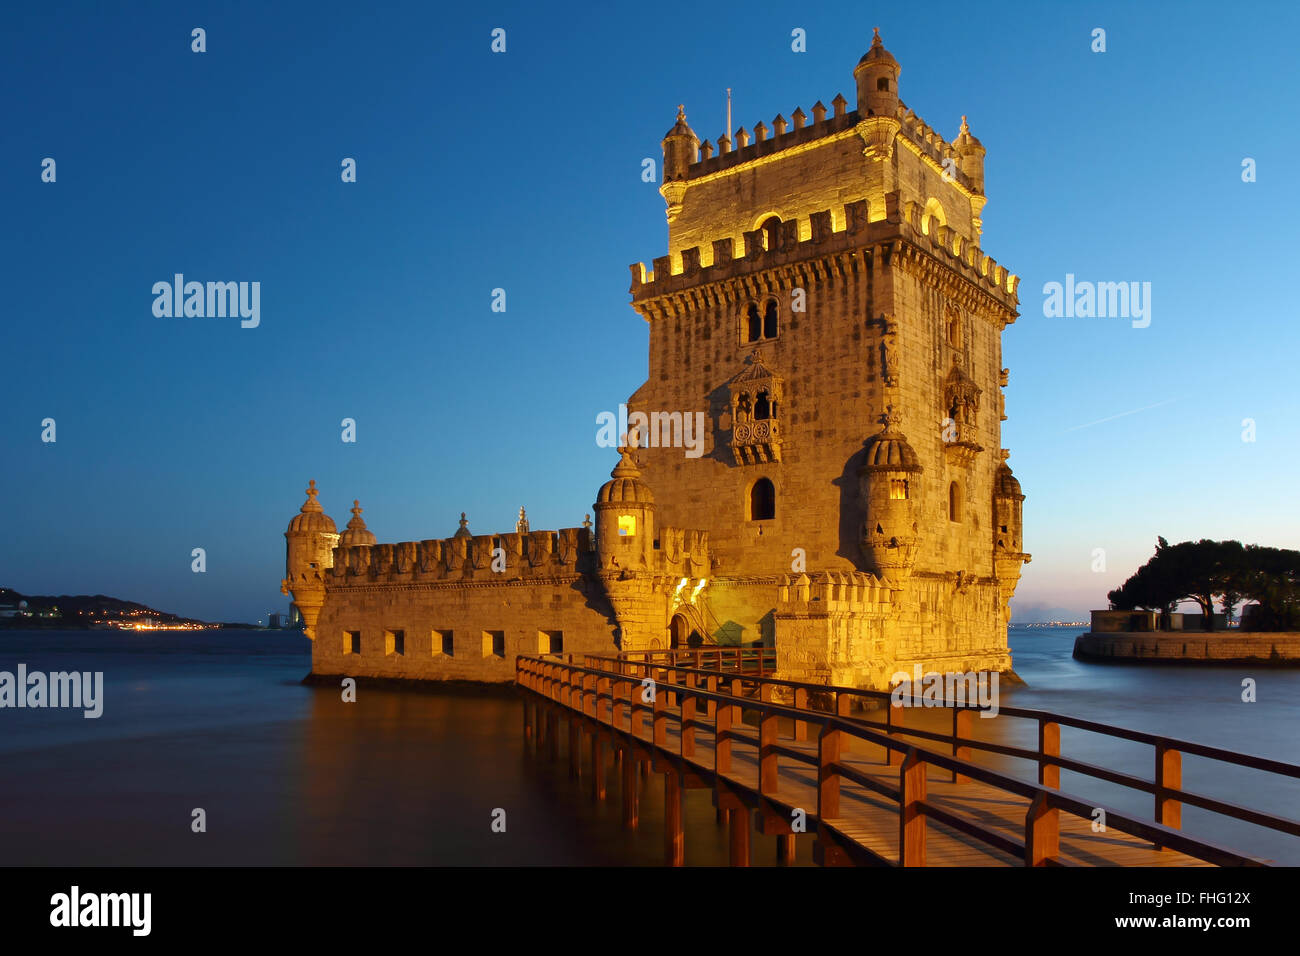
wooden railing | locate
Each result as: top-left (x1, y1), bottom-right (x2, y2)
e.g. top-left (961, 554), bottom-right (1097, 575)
top-left (518, 654), bottom-right (1296, 866)
top-left (605, 647), bottom-right (777, 677)
top-left (577, 653), bottom-right (1300, 846)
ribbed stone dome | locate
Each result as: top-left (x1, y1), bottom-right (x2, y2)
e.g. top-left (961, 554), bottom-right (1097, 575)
top-left (287, 480), bottom-right (337, 534)
top-left (663, 104), bottom-right (695, 140)
top-left (995, 464), bottom-right (1023, 499)
top-left (858, 28), bottom-right (899, 69)
top-left (861, 413), bottom-right (922, 473)
top-left (864, 435), bottom-right (920, 471)
top-left (596, 448), bottom-right (654, 505)
top-left (338, 499), bottom-right (377, 547)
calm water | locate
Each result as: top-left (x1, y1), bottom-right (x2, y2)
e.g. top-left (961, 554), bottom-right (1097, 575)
top-left (1, 627), bottom-right (1296, 865)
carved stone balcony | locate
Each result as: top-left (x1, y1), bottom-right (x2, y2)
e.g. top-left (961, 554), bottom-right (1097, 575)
top-left (943, 420), bottom-right (983, 467)
top-left (731, 417), bottom-right (782, 465)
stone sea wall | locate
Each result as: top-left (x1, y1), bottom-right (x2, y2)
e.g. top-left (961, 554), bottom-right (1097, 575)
top-left (1074, 631), bottom-right (1300, 665)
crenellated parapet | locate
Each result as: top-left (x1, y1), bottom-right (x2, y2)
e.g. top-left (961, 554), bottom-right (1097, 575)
top-left (329, 526), bottom-right (595, 586)
top-left (629, 198), bottom-right (1019, 318)
top-left (776, 571), bottom-right (892, 612)
top-left (678, 98), bottom-right (978, 194)
top-left (893, 106), bottom-right (977, 190)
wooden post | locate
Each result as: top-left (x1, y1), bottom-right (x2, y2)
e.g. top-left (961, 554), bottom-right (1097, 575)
top-left (1025, 791), bottom-right (1059, 866)
top-left (729, 805), bottom-right (750, 866)
top-left (653, 680), bottom-right (667, 747)
top-left (836, 693), bottom-right (853, 756)
top-left (887, 697), bottom-right (905, 767)
top-left (627, 675), bottom-right (639, 737)
top-left (665, 770), bottom-right (684, 866)
top-left (899, 749), bottom-right (927, 866)
top-left (635, 673), bottom-right (648, 738)
top-left (1155, 743), bottom-right (1182, 849)
top-left (622, 749), bottom-right (639, 829)
top-left (591, 734), bottom-right (606, 800)
top-left (729, 679), bottom-right (743, 760)
top-left (716, 689), bottom-right (733, 774)
top-left (953, 708), bottom-right (973, 784)
top-left (547, 709), bottom-right (559, 762)
top-left (794, 687), bottom-right (809, 742)
top-left (682, 674), bottom-right (697, 758)
top-left (776, 834), bottom-right (795, 865)
top-left (760, 691), bottom-right (778, 795)
top-left (818, 721), bottom-right (841, 820)
top-left (612, 675), bottom-right (625, 732)
top-left (705, 674), bottom-right (717, 719)
top-left (1039, 720), bottom-right (1060, 789)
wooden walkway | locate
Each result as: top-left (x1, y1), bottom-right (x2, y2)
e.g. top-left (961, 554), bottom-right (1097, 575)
top-left (516, 652), bottom-right (1298, 866)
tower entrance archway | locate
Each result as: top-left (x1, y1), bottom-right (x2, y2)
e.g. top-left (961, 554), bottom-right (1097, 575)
top-left (669, 614), bottom-right (687, 648)
top-left (669, 612), bottom-right (706, 649)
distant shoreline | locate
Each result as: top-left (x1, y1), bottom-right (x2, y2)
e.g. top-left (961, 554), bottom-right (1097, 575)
top-left (0, 620), bottom-right (275, 632)
top-left (1010, 622), bottom-right (1088, 627)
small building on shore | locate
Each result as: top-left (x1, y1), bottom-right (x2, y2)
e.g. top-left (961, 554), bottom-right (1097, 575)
top-left (1088, 610), bottom-right (1228, 633)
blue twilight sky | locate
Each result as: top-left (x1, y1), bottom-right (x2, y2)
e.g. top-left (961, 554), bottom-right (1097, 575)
top-left (2, 1), bottom-right (1297, 624)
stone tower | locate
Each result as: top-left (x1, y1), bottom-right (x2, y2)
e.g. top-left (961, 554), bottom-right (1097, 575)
top-left (281, 480), bottom-right (339, 640)
top-left (859, 406), bottom-right (922, 588)
top-left (593, 446), bottom-right (659, 650)
top-left (625, 30), bottom-right (1029, 687)
top-left (993, 454), bottom-right (1030, 623)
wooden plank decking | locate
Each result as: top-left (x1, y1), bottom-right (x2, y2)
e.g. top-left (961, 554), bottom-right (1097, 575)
top-left (612, 697), bottom-right (1211, 866)
top-left (517, 654), bottom-right (1285, 867)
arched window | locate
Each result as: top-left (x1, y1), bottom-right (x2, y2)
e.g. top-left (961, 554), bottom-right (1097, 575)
top-left (947, 313), bottom-right (962, 348)
top-left (761, 216), bottom-right (781, 252)
top-left (754, 390), bottom-right (771, 420)
top-left (742, 300), bottom-right (778, 344)
top-left (948, 482), bottom-right (962, 522)
top-left (877, 77), bottom-right (890, 92)
top-left (749, 478), bottom-right (775, 521)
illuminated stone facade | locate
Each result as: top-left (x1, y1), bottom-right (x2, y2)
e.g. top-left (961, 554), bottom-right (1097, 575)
top-left (281, 32), bottom-right (1029, 688)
